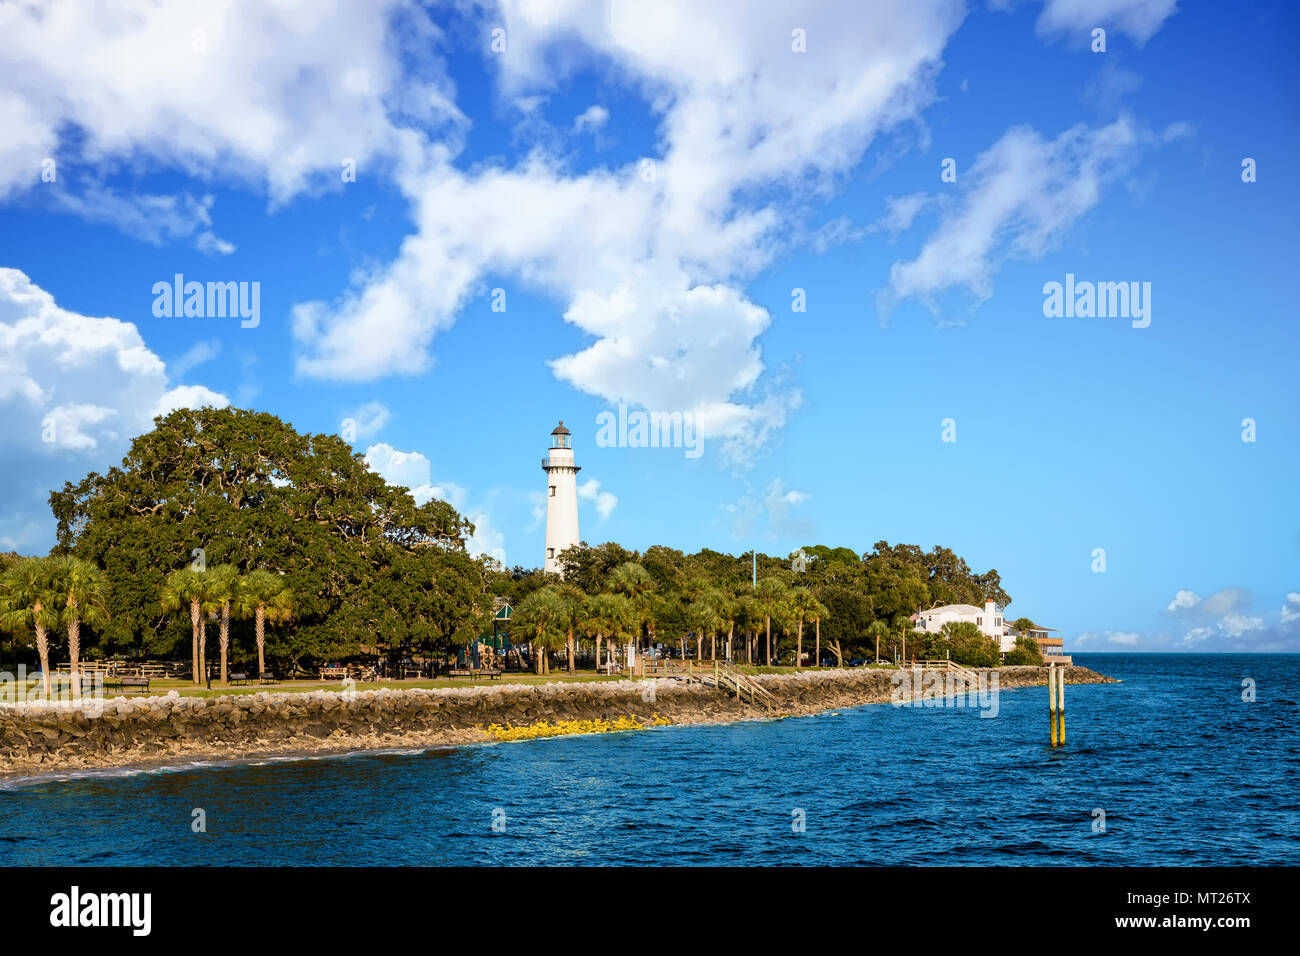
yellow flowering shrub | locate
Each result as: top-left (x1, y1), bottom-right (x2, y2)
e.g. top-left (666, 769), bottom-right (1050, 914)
top-left (483, 714), bottom-right (671, 742)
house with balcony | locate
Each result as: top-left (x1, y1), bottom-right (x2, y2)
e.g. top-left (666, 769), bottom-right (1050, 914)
top-left (911, 600), bottom-right (1013, 652)
top-left (1005, 621), bottom-right (1072, 665)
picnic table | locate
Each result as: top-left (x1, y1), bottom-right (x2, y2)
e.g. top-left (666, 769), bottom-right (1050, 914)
top-left (318, 666), bottom-right (348, 680)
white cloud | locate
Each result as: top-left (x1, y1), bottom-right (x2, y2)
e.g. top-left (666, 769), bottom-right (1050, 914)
top-left (465, 510), bottom-right (506, 566)
top-left (726, 478), bottom-right (813, 540)
top-left (362, 441), bottom-right (503, 563)
top-left (872, 193), bottom-right (934, 235)
top-left (168, 339), bottom-right (222, 380)
top-left (881, 117), bottom-right (1142, 313)
top-left (1036, 0), bottom-right (1179, 46)
top-left (572, 105), bottom-right (609, 133)
top-left (578, 478), bottom-right (618, 520)
top-left (1165, 586), bottom-right (1279, 645)
top-left (291, 0), bottom-right (967, 462)
top-left (1199, 588), bottom-right (1247, 616)
top-left (0, 267), bottom-right (228, 550)
top-left (1075, 629), bottom-right (1142, 646)
top-left (152, 384), bottom-right (229, 420)
top-left (0, 0), bottom-right (460, 206)
top-left (1220, 613), bottom-right (1264, 638)
top-left (1281, 593), bottom-right (1300, 626)
top-left (344, 401), bottom-right (391, 441)
top-left (363, 443), bottom-right (449, 506)
top-left (528, 490), bottom-right (547, 531)
top-left (49, 187), bottom-right (235, 254)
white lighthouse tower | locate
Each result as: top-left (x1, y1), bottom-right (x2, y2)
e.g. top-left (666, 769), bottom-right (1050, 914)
top-left (542, 421), bottom-right (581, 575)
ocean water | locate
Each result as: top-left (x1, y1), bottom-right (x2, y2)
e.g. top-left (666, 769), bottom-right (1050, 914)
top-left (1, 654), bottom-right (1296, 866)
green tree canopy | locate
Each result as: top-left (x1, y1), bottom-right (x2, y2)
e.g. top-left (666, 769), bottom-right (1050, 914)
top-left (50, 406), bottom-right (480, 662)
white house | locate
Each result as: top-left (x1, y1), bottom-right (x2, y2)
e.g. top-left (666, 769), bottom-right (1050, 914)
top-left (912, 600), bottom-right (1014, 652)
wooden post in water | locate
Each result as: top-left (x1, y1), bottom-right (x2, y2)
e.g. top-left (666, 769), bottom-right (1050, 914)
top-left (1048, 663), bottom-right (1058, 747)
top-left (1057, 666), bottom-right (1066, 745)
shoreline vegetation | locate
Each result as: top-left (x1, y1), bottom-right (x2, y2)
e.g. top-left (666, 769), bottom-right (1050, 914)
top-left (0, 664), bottom-right (1114, 779)
top-left (3, 407), bottom-right (1048, 700)
top-left (1, 407), bottom-right (1093, 785)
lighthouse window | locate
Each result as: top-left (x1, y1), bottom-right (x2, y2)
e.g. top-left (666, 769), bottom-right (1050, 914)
top-left (549, 485), bottom-right (556, 496)
top-left (547, 548), bottom-right (555, 558)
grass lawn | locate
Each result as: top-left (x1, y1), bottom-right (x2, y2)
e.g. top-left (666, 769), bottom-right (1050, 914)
top-left (0, 662), bottom-right (908, 703)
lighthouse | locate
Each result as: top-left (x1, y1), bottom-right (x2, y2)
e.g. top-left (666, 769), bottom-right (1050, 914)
top-left (542, 421), bottom-right (581, 575)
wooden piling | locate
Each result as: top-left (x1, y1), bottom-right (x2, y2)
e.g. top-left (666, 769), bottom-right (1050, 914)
top-left (1048, 663), bottom-right (1058, 747)
top-left (1056, 665), bottom-right (1066, 745)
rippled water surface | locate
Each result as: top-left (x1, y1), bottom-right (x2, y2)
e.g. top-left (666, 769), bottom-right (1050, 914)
top-left (2, 654), bottom-right (1296, 865)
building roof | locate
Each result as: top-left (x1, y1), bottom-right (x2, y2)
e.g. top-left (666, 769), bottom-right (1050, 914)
top-left (919, 604), bottom-right (984, 615)
top-left (551, 421), bottom-right (570, 435)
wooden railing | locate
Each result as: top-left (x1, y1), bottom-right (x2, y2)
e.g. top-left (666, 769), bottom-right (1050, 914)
top-left (907, 659), bottom-right (980, 682)
top-left (713, 662), bottom-right (778, 709)
top-left (630, 658), bottom-right (778, 709)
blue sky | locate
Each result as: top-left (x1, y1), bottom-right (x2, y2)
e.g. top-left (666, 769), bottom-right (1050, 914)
top-left (1, 0), bottom-right (1296, 652)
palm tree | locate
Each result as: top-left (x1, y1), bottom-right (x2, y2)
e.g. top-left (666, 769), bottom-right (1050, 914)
top-left (557, 584), bottom-right (585, 672)
top-left (679, 576), bottom-right (708, 659)
top-left (755, 577), bottom-right (790, 666)
top-left (699, 589), bottom-right (727, 661)
top-left (735, 595), bottom-right (759, 664)
top-left (686, 592), bottom-right (719, 661)
top-left (715, 590), bottom-right (741, 662)
top-left (808, 595), bottom-right (828, 665)
top-left (587, 593), bottom-right (631, 672)
top-left (234, 569), bottom-right (293, 678)
top-left (578, 595), bottom-right (604, 670)
top-left (514, 586), bottom-right (568, 674)
top-left (0, 558), bottom-right (62, 697)
top-left (161, 567), bottom-right (210, 684)
top-left (867, 620), bottom-right (891, 664)
top-left (608, 561), bottom-right (654, 658)
top-left (206, 565), bottom-right (240, 683)
top-left (789, 586), bottom-right (815, 668)
top-left (50, 556), bottom-right (110, 698)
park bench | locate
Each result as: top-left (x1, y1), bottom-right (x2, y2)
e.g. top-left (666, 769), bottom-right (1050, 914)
top-left (447, 668), bottom-right (503, 680)
top-left (258, 673), bottom-right (280, 685)
top-left (229, 673), bottom-right (251, 685)
top-left (104, 676), bottom-right (151, 693)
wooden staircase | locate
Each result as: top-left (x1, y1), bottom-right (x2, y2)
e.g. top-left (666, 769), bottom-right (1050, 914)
top-left (910, 658), bottom-right (979, 684)
top-left (708, 661), bottom-right (779, 710)
top-left (632, 659), bottom-right (779, 711)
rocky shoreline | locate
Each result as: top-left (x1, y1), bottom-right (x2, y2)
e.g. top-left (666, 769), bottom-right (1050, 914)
top-left (0, 665), bottom-right (1114, 778)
